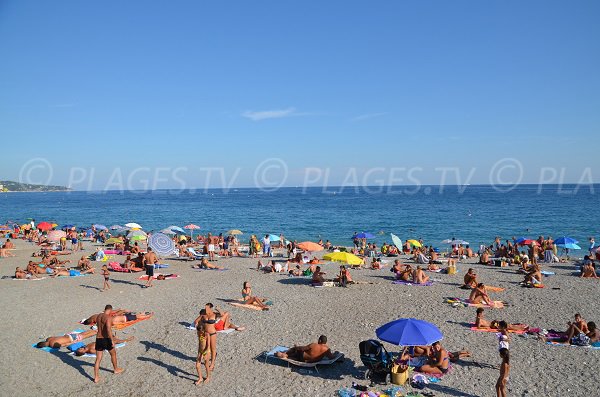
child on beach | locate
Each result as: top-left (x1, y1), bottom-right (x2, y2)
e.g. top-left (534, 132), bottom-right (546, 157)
top-left (101, 265), bottom-right (110, 291)
top-left (496, 348), bottom-right (510, 397)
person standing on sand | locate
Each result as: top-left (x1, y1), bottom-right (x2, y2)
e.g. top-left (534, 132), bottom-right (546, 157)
top-left (496, 348), bottom-right (509, 397)
top-left (143, 247), bottom-right (158, 288)
top-left (93, 305), bottom-right (124, 383)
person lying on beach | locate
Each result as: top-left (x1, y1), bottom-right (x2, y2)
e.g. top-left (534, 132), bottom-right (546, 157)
top-left (197, 257), bottom-right (224, 270)
top-left (402, 346), bottom-right (470, 363)
top-left (289, 264), bottom-right (302, 277)
top-left (469, 283), bottom-right (492, 305)
top-left (0, 244), bottom-right (16, 257)
top-left (82, 309), bottom-right (131, 325)
top-left (178, 245), bottom-right (195, 260)
top-left (414, 341), bottom-right (449, 375)
top-left (412, 266), bottom-right (430, 284)
top-left (15, 267), bottom-right (31, 279)
top-left (275, 335), bottom-right (335, 363)
top-left (580, 262), bottom-right (598, 278)
top-left (50, 267), bottom-right (95, 278)
top-left (475, 309), bottom-right (529, 331)
top-left (427, 260), bottom-right (439, 272)
top-left (36, 329), bottom-right (97, 349)
top-left (73, 335), bottom-right (134, 356)
top-left (241, 282), bottom-right (269, 310)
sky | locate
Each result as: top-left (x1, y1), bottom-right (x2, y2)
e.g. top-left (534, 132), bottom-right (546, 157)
top-left (0, 0), bottom-right (599, 190)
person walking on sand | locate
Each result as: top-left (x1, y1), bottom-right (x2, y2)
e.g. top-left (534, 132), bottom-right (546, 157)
top-left (143, 247), bottom-right (158, 288)
top-left (496, 348), bottom-right (510, 397)
top-left (101, 265), bottom-right (110, 291)
top-left (93, 305), bottom-right (124, 383)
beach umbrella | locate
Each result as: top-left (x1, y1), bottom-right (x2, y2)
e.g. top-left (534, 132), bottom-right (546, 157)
top-left (160, 228), bottom-right (177, 235)
top-left (127, 229), bottom-right (147, 238)
top-left (557, 243), bottom-right (581, 250)
top-left (407, 239), bottom-right (422, 248)
top-left (60, 224), bottom-right (75, 230)
top-left (390, 233), bottom-right (403, 250)
top-left (376, 318), bottom-right (443, 347)
top-left (148, 232), bottom-right (176, 256)
top-left (227, 229), bottom-right (243, 235)
top-left (129, 234), bottom-right (147, 241)
top-left (37, 222), bottom-right (53, 231)
top-left (297, 242), bottom-right (324, 252)
top-left (0, 225), bottom-right (11, 232)
top-left (442, 238), bottom-right (469, 245)
top-left (184, 224), bottom-right (200, 238)
top-left (93, 224), bottom-right (108, 231)
top-left (125, 222), bottom-right (142, 230)
top-left (353, 232), bottom-right (375, 239)
top-left (514, 237), bottom-right (529, 245)
top-left (169, 226), bottom-right (186, 234)
top-left (554, 236), bottom-right (579, 246)
top-left (47, 230), bottom-right (66, 242)
top-left (323, 252), bottom-right (363, 266)
top-left (517, 239), bottom-right (538, 246)
top-left (267, 234), bottom-right (281, 242)
top-left (110, 225), bottom-right (125, 231)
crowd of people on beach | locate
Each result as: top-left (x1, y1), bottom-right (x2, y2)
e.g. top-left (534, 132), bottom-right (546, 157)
top-left (2, 219), bottom-right (598, 395)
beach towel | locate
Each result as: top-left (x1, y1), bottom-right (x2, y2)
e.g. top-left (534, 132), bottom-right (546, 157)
top-left (228, 302), bottom-right (267, 311)
top-left (541, 271), bottom-right (556, 276)
top-left (138, 273), bottom-right (180, 281)
top-left (546, 341), bottom-right (600, 350)
top-left (108, 261), bottom-right (130, 272)
top-left (103, 250), bottom-right (130, 255)
top-left (393, 280), bottom-right (433, 287)
top-left (57, 272), bottom-right (88, 278)
top-left (11, 276), bottom-right (46, 281)
top-left (113, 316), bottom-right (152, 330)
top-left (264, 345), bottom-right (344, 369)
top-left (32, 329), bottom-right (86, 352)
top-left (469, 324), bottom-right (527, 335)
top-left (445, 297), bottom-right (505, 309)
top-left (154, 264), bottom-right (169, 269)
top-left (183, 323), bottom-right (236, 334)
top-left (195, 267), bottom-right (229, 271)
top-left (68, 343), bottom-right (126, 358)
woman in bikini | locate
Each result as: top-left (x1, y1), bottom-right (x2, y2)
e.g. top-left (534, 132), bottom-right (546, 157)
top-left (203, 303), bottom-right (218, 372)
top-left (193, 309), bottom-right (211, 385)
top-left (242, 282), bottom-right (268, 310)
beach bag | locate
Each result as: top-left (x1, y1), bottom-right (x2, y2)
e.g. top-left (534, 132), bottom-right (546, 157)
top-left (446, 263), bottom-right (456, 275)
top-left (391, 363), bottom-right (410, 385)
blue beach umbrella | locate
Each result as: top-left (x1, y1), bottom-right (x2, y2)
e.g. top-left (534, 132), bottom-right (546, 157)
top-left (376, 318), bottom-right (443, 347)
top-left (61, 224), bottom-right (75, 229)
top-left (169, 226), bottom-right (186, 234)
top-left (514, 237), bottom-right (529, 244)
top-left (353, 232), bottom-right (375, 239)
top-left (148, 233), bottom-right (175, 256)
top-left (554, 236), bottom-right (579, 246)
top-left (93, 224), bottom-right (108, 231)
top-left (267, 234), bottom-right (281, 242)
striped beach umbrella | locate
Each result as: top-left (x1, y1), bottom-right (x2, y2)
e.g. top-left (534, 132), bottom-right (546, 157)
top-left (48, 230), bottom-right (66, 242)
top-left (148, 232), bottom-right (175, 256)
top-left (184, 224), bottom-right (200, 238)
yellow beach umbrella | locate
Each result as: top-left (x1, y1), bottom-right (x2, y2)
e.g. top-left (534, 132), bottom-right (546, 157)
top-left (323, 252), bottom-right (364, 266)
top-left (407, 239), bottom-right (422, 248)
top-left (226, 229), bottom-right (243, 235)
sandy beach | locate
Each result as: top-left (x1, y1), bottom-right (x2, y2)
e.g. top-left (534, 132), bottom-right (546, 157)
top-left (1, 238), bottom-right (599, 397)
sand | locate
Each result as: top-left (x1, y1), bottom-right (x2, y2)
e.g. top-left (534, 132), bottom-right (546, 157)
top-left (1, 239), bottom-right (599, 396)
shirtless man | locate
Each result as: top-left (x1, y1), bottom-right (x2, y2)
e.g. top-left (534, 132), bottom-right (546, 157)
top-left (72, 335), bottom-right (134, 356)
top-left (15, 267), bottom-right (29, 279)
top-left (462, 268), bottom-right (478, 288)
top-left (275, 335), bottom-right (335, 363)
top-left (93, 305), bottom-right (124, 383)
top-left (312, 266), bottom-right (326, 285)
top-left (522, 264), bottom-right (543, 286)
top-left (143, 247), bottom-right (158, 288)
top-left (412, 266), bottom-right (430, 284)
top-left (415, 341), bottom-right (449, 375)
top-left (469, 283), bottom-right (492, 305)
top-left (197, 257), bottom-right (224, 270)
top-left (36, 329), bottom-right (97, 349)
top-left (397, 264), bottom-right (412, 281)
top-left (391, 259), bottom-right (403, 275)
top-left (475, 308), bottom-right (528, 331)
top-left (50, 267), bottom-right (94, 278)
top-left (564, 313), bottom-right (589, 342)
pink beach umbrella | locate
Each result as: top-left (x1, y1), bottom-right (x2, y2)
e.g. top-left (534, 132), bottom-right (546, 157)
top-left (184, 224), bottom-right (201, 238)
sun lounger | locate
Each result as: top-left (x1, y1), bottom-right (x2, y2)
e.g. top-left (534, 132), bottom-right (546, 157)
top-left (263, 345), bottom-right (344, 372)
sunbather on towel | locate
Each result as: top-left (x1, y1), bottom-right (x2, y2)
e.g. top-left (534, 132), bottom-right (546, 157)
top-left (475, 309), bottom-right (529, 331)
top-left (242, 282), bottom-right (269, 310)
top-left (50, 267), bottom-right (95, 278)
top-left (36, 330), bottom-right (97, 349)
top-left (73, 335), bottom-right (134, 356)
top-left (521, 264), bottom-right (543, 287)
top-left (396, 264), bottom-right (412, 281)
top-left (469, 283), bottom-right (492, 305)
top-left (414, 341), bottom-right (449, 375)
top-left (412, 266), bottom-right (430, 284)
top-left (197, 257), bottom-right (223, 270)
top-left (462, 268), bottom-right (479, 288)
top-left (275, 335), bottom-right (335, 363)
top-left (581, 262), bottom-right (598, 278)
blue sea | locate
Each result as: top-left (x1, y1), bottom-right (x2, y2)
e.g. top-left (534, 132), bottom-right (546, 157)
top-left (1, 185), bottom-right (598, 248)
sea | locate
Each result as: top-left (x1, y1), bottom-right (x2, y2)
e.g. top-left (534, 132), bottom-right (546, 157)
top-left (1, 185), bottom-right (598, 249)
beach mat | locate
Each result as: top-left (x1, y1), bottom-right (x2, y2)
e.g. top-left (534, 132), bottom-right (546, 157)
top-left (138, 273), bottom-right (180, 281)
top-left (32, 329), bottom-right (86, 352)
top-left (183, 323), bottom-right (236, 334)
top-left (69, 343), bottom-right (126, 358)
top-left (546, 341), bottom-right (600, 350)
top-left (228, 302), bottom-right (267, 311)
top-left (445, 297), bottom-right (505, 309)
top-left (470, 325), bottom-right (527, 335)
top-left (113, 316), bottom-right (152, 330)
top-left (393, 280), bottom-right (433, 286)
top-left (264, 345), bottom-right (345, 367)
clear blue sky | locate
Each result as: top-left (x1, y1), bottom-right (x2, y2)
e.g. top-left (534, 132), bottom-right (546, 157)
top-left (1, 0), bottom-right (599, 189)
